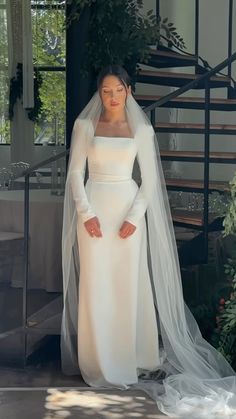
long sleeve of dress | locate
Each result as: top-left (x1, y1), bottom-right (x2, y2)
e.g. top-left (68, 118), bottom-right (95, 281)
top-left (124, 150), bottom-right (148, 226)
top-left (124, 125), bottom-right (156, 226)
top-left (124, 163), bottom-right (148, 226)
top-left (69, 119), bottom-right (97, 223)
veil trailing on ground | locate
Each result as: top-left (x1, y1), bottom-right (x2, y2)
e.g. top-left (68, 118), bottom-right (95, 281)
top-left (61, 90), bottom-right (236, 418)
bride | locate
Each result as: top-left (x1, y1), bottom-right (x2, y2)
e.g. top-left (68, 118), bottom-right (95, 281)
top-left (61, 64), bottom-right (236, 417)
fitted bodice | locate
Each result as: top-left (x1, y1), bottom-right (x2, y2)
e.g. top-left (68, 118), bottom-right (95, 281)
top-left (87, 136), bottom-right (138, 182)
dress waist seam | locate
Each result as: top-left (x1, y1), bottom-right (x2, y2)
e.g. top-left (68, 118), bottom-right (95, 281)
top-left (88, 174), bottom-right (133, 183)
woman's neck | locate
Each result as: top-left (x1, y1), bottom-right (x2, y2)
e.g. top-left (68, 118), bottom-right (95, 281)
top-left (100, 110), bottom-right (127, 124)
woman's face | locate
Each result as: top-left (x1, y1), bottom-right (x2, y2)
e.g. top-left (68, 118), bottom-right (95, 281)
top-left (99, 75), bottom-right (131, 113)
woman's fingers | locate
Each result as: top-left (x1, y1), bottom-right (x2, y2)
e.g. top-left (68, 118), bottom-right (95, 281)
top-left (84, 219), bottom-right (136, 238)
top-left (119, 221), bottom-right (136, 238)
top-left (93, 225), bottom-right (102, 237)
top-left (88, 224), bottom-right (102, 237)
top-left (84, 217), bottom-right (103, 237)
top-left (94, 217), bottom-right (102, 236)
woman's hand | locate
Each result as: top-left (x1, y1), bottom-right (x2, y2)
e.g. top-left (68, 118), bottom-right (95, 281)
top-left (84, 216), bottom-right (103, 237)
top-left (119, 221), bottom-right (136, 239)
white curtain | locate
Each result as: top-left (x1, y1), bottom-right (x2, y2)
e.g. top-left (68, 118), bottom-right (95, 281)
top-left (6, 0), bottom-right (34, 164)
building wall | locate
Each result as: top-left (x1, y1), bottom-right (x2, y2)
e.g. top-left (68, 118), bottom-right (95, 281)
top-left (159, 0), bottom-right (236, 182)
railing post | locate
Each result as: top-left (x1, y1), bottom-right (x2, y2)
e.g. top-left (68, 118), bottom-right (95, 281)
top-left (156, 0), bottom-right (160, 18)
top-left (195, 0), bottom-right (199, 58)
top-left (23, 173), bottom-right (30, 366)
top-left (150, 109), bottom-right (155, 127)
top-left (203, 80), bottom-right (210, 264)
top-left (228, 0), bottom-right (233, 79)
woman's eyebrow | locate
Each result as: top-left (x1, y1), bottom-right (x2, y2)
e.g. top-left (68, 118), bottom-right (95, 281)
top-left (102, 84), bottom-right (123, 87)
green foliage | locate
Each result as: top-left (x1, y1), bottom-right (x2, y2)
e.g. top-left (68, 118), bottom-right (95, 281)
top-left (215, 272), bottom-right (236, 369)
top-left (8, 63), bottom-right (43, 122)
top-left (35, 71), bottom-right (65, 144)
top-left (66, 0), bottom-right (185, 88)
top-left (0, 5), bottom-right (10, 143)
top-left (32, 5), bottom-right (65, 67)
top-left (214, 172), bottom-right (236, 369)
top-left (189, 301), bottom-right (217, 340)
top-left (222, 172), bottom-right (236, 236)
top-left (1, 3), bottom-right (66, 144)
top-left (32, 5), bottom-right (66, 143)
top-left (160, 16), bottom-right (185, 50)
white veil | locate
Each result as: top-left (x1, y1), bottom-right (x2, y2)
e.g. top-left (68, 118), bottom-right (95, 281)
top-left (61, 90), bottom-right (236, 418)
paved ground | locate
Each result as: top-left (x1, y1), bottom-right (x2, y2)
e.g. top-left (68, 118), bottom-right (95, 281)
top-left (0, 338), bottom-right (167, 418)
top-left (0, 387), bottom-right (167, 418)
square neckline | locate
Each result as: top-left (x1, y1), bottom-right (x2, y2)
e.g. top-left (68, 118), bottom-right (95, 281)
top-left (94, 135), bottom-right (134, 140)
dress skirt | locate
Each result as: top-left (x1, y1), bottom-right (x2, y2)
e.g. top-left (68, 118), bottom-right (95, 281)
top-left (76, 174), bottom-right (160, 389)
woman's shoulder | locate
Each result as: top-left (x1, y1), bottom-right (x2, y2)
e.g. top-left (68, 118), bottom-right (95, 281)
top-left (136, 123), bottom-right (154, 136)
top-left (73, 118), bottom-right (94, 135)
top-left (74, 117), bottom-right (92, 127)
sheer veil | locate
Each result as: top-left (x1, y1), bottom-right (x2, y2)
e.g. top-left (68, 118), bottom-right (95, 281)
top-left (61, 90), bottom-right (236, 417)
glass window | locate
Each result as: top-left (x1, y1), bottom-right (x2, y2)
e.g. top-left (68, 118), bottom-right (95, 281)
top-left (0, 0), bottom-right (66, 146)
top-left (32, 0), bottom-right (66, 146)
top-left (32, 1), bottom-right (65, 67)
top-left (34, 70), bottom-right (65, 145)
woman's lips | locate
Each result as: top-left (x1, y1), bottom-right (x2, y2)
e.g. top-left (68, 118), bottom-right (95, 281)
top-left (110, 102), bottom-right (119, 107)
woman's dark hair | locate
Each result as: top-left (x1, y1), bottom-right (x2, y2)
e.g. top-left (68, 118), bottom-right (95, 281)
top-left (97, 64), bottom-right (131, 92)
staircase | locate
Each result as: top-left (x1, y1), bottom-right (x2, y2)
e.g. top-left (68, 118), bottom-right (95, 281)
top-left (1, 2), bottom-right (236, 368)
top-left (134, 43), bottom-right (236, 265)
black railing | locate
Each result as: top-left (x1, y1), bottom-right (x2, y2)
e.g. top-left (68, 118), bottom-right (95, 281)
top-left (146, 51), bottom-right (236, 265)
top-left (20, 51), bottom-right (236, 319)
top-left (19, 49), bottom-right (236, 182)
top-left (156, 0), bottom-right (160, 17)
top-left (20, 51), bottom-right (236, 294)
top-left (144, 51), bottom-right (236, 113)
top-left (157, 0), bottom-right (234, 80)
top-left (195, 0), bottom-right (234, 78)
top-left (228, 0), bottom-right (234, 79)
top-left (203, 80), bottom-right (211, 261)
top-left (195, 0), bottom-right (199, 58)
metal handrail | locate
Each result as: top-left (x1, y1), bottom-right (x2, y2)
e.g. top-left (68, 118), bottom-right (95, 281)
top-left (195, 0), bottom-right (199, 58)
top-left (16, 49), bottom-right (236, 183)
top-left (144, 51), bottom-right (236, 113)
top-left (228, 0), bottom-right (234, 79)
top-left (21, 148), bottom-right (70, 178)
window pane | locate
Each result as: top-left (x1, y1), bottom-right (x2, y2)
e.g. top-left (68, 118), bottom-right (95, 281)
top-left (32, 1), bottom-right (66, 67)
top-left (34, 71), bottom-right (65, 145)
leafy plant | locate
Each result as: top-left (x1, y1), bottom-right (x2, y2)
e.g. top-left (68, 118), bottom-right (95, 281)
top-left (160, 17), bottom-right (185, 50)
top-left (0, 4), bottom-right (9, 143)
top-left (66, 0), bottom-right (185, 89)
top-left (8, 63), bottom-right (43, 122)
top-left (31, 4), bottom-right (66, 144)
top-left (222, 171), bottom-right (236, 236)
top-left (213, 173), bottom-right (236, 369)
top-left (189, 302), bottom-right (217, 341)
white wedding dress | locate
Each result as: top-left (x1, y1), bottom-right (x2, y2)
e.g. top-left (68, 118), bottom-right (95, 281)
top-left (75, 135), bottom-right (161, 388)
top-left (62, 96), bottom-right (236, 417)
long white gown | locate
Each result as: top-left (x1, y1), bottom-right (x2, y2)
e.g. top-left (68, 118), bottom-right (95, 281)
top-left (75, 135), bottom-right (160, 389)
